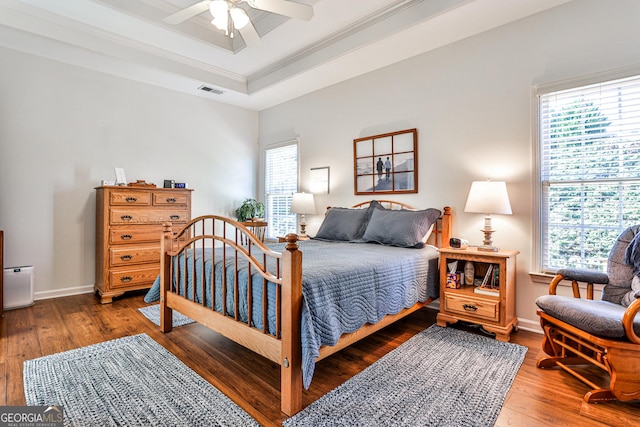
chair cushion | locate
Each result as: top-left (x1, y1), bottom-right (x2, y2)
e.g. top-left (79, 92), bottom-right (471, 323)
top-left (603, 225), bottom-right (640, 304)
top-left (536, 295), bottom-right (640, 339)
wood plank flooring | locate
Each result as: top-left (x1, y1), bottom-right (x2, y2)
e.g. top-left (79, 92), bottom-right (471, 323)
top-left (1, 292), bottom-right (638, 426)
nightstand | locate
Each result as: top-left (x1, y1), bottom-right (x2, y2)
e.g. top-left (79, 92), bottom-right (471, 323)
top-left (277, 235), bottom-right (310, 243)
top-left (436, 247), bottom-right (519, 341)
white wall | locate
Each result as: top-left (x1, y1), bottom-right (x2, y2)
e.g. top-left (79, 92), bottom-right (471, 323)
top-left (0, 47), bottom-right (258, 299)
top-left (258, 0), bottom-right (640, 331)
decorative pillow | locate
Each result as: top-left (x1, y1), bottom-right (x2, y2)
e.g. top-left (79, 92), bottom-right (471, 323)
top-left (313, 203), bottom-right (378, 242)
top-left (603, 224), bottom-right (640, 305)
top-left (361, 207), bottom-right (441, 248)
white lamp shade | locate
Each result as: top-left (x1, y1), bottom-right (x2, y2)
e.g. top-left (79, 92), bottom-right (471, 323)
top-left (290, 193), bottom-right (316, 215)
top-left (464, 181), bottom-right (512, 215)
top-left (229, 7), bottom-right (249, 29)
top-left (209, 0), bottom-right (228, 17)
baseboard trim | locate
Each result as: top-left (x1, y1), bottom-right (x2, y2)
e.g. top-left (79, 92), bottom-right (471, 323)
top-left (517, 316), bottom-right (542, 334)
top-left (34, 284), bottom-right (94, 301)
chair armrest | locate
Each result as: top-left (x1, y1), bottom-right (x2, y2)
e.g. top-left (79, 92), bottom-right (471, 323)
top-left (622, 296), bottom-right (640, 344)
top-left (557, 268), bottom-right (609, 284)
top-left (549, 268), bottom-right (609, 298)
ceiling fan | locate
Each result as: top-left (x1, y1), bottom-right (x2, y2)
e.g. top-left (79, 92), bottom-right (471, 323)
top-left (163, 0), bottom-right (314, 47)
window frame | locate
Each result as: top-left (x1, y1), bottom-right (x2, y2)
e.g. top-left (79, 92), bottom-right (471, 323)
top-left (263, 139), bottom-right (299, 240)
top-left (533, 65), bottom-right (640, 274)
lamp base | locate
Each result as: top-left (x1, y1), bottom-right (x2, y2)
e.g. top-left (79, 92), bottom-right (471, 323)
top-left (477, 245), bottom-right (499, 252)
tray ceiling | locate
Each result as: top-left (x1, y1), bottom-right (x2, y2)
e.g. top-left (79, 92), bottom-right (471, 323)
top-left (0, 0), bottom-right (572, 110)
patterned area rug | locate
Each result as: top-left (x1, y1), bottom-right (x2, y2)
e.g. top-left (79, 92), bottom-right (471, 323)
top-left (139, 304), bottom-right (195, 327)
top-left (284, 325), bottom-right (527, 427)
top-left (24, 334), bottom-right (259, 427)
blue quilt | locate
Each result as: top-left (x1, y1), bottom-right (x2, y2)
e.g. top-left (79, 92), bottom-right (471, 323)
top-left (144, 239), bottom-right (439, 388)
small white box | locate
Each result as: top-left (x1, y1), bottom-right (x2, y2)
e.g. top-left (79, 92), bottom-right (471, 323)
top-left (3, 266), bottom-right (35, 310)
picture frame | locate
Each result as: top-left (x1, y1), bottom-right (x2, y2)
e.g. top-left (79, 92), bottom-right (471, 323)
top-left (310, 166), bottom-right (330, 194)
top-left (353, 128), bottom-right (417, 195)
top-left (114, 167), bottom-right (127, 186)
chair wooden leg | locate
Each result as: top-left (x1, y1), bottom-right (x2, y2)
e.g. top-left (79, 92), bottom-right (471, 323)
top-left (604, 347), bottom-right (640, 402)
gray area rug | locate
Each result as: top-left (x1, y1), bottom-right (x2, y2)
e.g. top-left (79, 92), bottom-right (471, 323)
top-left (24, 334), bottom-right (259, 427)
top-left (284, 325), bottom-right (527, 427)
top-left (139, 303), bottom-right (195, 327)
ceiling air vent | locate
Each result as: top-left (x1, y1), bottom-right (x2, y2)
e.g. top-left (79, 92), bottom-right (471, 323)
top-left (198, 85), bottom-right (223, 95)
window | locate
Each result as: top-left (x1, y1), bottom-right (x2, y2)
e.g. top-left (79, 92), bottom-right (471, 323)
top-left (537, 73), bottom-right (640, 273)
top-left (264, 142), bottom-right (298, 239)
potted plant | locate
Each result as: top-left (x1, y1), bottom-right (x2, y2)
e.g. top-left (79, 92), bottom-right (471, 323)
top-left (235, 198), bottom-right (265, 222)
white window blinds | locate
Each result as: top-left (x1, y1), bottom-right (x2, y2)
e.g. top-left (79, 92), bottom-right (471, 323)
top-left (538, 74), bottom-right (640, 272)
top-left (265, 142), bottom-right (298, 239)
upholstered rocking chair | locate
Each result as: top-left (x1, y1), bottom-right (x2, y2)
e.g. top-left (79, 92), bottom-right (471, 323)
top-left (536, 225), bottom-right (640, 403)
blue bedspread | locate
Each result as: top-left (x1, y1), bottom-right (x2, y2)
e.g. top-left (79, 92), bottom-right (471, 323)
top-left (144, 239), bottom-right (439, 388)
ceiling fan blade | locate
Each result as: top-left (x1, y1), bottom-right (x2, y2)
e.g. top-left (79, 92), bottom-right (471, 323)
top-left (238, 19), bottom-right (262, 48)
top-left (247, 0), bottom-right (314, 21)
top-left (163, 1), bottom-right (211, 25)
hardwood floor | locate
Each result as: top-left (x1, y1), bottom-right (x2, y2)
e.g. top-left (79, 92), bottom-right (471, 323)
top-left (1, 292), bottom-right (638, 426)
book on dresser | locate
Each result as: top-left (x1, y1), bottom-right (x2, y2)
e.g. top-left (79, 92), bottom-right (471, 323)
top-left (94, 185), bottom-right (192, 304)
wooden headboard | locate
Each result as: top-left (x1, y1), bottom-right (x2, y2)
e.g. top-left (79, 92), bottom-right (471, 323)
top-left (349, 200), bottom-right (452, 248)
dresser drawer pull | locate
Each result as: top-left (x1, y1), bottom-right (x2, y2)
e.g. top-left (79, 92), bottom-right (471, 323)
top-left (120, 234), bottom-right (132, 240)
top-left (120, 276), bottom-right (133, 283)
top-left (120, 215), bottom-right (133, 221)
top-left (463, 304), bottom-right (478, 312)
top-left (166, 198), bottom-right (177, 203)
top-left (125, 197), bottom-right (138, 203)
top-left (169, 215), bottom-right (180, 220)
top-left (120, 255), bottom-right (133, 261)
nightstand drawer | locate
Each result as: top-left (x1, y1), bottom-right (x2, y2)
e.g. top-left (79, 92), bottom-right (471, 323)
top-left (444, 294), bottom-right (499, 322)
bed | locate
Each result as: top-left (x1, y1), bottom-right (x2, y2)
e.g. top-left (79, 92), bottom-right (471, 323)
top-left (148, 200), bottom-right (452, 415)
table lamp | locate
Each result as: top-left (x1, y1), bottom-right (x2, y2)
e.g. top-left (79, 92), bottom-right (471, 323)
top-left (464, 180), bottom-right (512, 251)
top-left (290, 193), bottom-right (316, 235)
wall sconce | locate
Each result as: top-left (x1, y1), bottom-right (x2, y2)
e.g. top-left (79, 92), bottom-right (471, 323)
top-left (464, 180), bottom-right (512, 251)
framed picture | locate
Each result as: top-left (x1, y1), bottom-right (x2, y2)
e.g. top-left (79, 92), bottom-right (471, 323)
top-left (114, 167), bottom-right (127, 186)
top-left (353, 128), bottom-right (417, 195)
top-left (310, 166), bottom-right (330, 194)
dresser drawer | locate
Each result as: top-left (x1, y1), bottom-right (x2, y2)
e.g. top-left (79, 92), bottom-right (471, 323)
top-left (109, 225), bottom-right (164, 244)
top-left (444, 293), bottom-right (499, 322)
top-left (153, 192), bottom-right (189, 206)
top-left (109, 191), bottom-right (151, 206)
top-left (110, 265), bottom-right (159, 289)
top-left (110, 208), bottom-right (189, 224)
top-left (110, 245), bottom-right (160, 266)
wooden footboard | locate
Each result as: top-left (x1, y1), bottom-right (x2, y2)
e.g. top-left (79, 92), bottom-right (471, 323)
top-left (158, 205), bottom-right (452, 416)
top-left (159, 216), bottom-right (303, 414)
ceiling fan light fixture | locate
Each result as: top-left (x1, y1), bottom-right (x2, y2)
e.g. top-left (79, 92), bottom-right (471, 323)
top-left (211, 15), bottom-right (228, 31)
top-left (209, 0), bottom-right (228, 18)
top-left (229, 7), bottom-right (249, 29)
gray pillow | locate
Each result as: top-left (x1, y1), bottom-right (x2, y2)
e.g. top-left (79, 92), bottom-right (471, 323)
top-left (361, 207), bottom-right (441, 248)
top-left (314, 204), bottom-right (376, 242)
top-left (603, 224), bottom-right (640, 304)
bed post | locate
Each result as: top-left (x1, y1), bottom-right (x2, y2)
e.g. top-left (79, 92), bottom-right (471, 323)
top-left (160, 223), bottom-right (173, 333)
top-left (280, 233), bottom-right (303, 416)
top-left (441, 206), bottom-right (452, 247)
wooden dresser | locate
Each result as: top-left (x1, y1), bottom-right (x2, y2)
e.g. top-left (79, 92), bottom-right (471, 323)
top-left (94, 186), bottom-right (192, 303)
